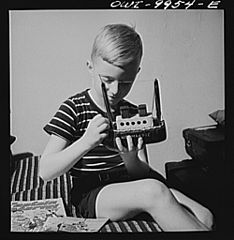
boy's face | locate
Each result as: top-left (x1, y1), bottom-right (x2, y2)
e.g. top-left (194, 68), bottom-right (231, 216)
top-left (88, 56), bottom-right (140, 108)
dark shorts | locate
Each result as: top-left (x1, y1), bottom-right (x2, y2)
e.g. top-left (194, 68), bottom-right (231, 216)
top-left (71, 166), bottom-right (169, 218)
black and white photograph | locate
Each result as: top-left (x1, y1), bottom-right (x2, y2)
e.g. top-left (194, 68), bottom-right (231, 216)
top-left (8, 7), bottom-right (230, 237)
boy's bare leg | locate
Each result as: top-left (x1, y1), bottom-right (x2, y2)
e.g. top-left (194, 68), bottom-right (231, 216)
top-left (95, 179), bottom-right (210, 231)
top-left (170, 188), bottom-right (214, 229)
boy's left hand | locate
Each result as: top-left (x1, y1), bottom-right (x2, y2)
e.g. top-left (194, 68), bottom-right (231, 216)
top-left (115, 135), bottom-right (143, 160)
top-left (115, 135), bottom-right (150, 177)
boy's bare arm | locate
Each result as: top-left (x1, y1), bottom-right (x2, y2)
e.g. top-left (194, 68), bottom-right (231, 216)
top-left (39, 114), bottom-right (109, 181)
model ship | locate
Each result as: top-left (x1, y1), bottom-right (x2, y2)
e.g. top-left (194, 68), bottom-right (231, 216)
top-left (101, 78), bottom-right (167, 148)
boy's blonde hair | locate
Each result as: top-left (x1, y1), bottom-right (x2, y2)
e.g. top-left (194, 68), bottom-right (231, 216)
top-left (91, 24), bottom-right (143, 67)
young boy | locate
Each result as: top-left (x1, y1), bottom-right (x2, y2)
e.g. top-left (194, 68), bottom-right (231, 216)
top-left (39, 24), bottom-right (213, 231)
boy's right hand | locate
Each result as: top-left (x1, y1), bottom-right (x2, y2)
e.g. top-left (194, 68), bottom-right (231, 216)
top-left (82, 114), bottom-right (110, 149)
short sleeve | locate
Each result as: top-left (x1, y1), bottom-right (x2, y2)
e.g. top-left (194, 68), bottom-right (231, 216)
top-left (43, 98), bottom-right (77, 142)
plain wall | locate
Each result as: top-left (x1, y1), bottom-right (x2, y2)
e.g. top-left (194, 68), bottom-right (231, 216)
top-left (10, 10), bottom-right (224, 176)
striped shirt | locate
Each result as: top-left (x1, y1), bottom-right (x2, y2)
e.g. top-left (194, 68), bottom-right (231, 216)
top-left (43, 89), bottom-right (137, 177)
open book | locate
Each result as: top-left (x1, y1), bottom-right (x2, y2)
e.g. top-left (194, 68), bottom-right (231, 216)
top-left (11, 198), bottom-right (67, 232)
top-left (44, 216), bottom-right (109, 232)
top-left (11, 197), bottom-right (108, 232)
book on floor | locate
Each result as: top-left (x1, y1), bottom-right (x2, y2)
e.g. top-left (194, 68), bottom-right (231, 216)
top-left (44, 216), bottom-right (109, 232)
top-left (11, 198), bottom-right (67, 232)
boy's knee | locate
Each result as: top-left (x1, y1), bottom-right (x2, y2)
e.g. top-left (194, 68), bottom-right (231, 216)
top-left (141, 179), bottom-right (171, 209)
top-left (200, 207), bottom-right (214, 230)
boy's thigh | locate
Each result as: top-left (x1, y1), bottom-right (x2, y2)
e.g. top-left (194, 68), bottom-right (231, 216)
top-left (95, 178), bottom-right (165, 221)
top-left (72, 169), bottom-right (168, 220)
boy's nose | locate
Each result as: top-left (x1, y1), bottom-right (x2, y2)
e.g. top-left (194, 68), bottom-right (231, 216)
top-left (109, 81), bottom-right (118, 95)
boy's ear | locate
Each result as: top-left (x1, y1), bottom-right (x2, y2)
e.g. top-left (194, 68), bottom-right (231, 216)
top-left (86, 60), bottom-right (94, 72)
top-left (137, 66), bottom-right (141, 74)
